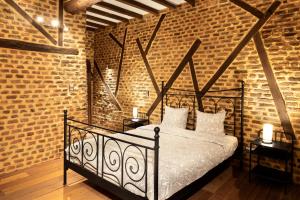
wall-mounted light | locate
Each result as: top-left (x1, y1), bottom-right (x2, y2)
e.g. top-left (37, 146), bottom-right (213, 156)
top-left (262, 123), bottom-right (273, 144)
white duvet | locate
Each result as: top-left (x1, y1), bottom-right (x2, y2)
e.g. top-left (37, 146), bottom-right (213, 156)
top-left (67, 124), bottom-right (238, 200)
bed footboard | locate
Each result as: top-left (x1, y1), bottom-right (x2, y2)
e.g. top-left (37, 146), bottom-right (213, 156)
top-left (63, 110), bottom-right (160, 200)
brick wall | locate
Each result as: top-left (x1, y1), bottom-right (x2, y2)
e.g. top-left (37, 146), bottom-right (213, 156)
top-left (0, 0), bottom-right (88, 174)
top-left (93, 0), bottom-right (300, 182)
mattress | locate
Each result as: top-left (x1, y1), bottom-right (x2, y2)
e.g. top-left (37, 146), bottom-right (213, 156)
top-left (66, 124), bottom-right (238, 200)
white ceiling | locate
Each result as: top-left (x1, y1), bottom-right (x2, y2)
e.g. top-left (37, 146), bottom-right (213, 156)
top-left (86, 0), bottom-right (187, 30)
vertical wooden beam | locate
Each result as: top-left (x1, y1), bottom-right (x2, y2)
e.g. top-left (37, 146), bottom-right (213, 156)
top-left (189, 59), bottom-right (204, 111)
top-left (115, 28), bottom-right (127, 96)
top-left (253, 33), bottom-right (295, 138)
top-left (94, 61), bottom-right (122, 111)
top-left (199, 1), bottom-right (281, 97)
top-left (136, 38), bottom-right (160, 96)
top-left (4, 0), bottom-right (57, 45)
top-left (87, 60), bottom-right (92, 125)
top-left (147, 39), bottom-right (201, 116)
top-left (58, 0), bottom-right (64, 46)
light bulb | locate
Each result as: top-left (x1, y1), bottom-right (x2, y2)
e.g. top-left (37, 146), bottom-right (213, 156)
top-left (36, 16), bottom-right (44, 23)
top-left (51, 19), bottom-right (60, 28)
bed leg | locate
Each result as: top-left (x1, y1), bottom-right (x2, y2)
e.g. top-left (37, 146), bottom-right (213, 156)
top-left (63, 164), bottom-right (67, 185)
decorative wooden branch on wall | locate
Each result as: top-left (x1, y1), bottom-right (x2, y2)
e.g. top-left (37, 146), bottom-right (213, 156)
top-left (4, 0), bottom-right (57, 45)
top-left (0, 38), bottom-right (78, 55)
top-left (199, 1), bottom-right (280, 98)
top-left (109, 28), bottom-right (128, 96)
top-left (136, 14), bottom-right (166, 96)
top-left (189, 58), bottom-right (203, 110)
top-left (147, 39), bottom-right (202, 116)
top-left (2, 0), bottom-right (78, 55)
top-left (253, 33), bottom-right (295, 138)
top-left (197, 0), bottom-right (294, 138)
top-left (87, 60), bottom-right (93, 124)
top-left (94, 61), bottom-right (122, 111)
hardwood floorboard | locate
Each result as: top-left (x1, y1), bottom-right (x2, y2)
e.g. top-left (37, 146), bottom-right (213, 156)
top-left (0, 159), bottom-right (298, 200)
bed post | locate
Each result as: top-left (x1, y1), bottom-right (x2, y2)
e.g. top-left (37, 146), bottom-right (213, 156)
top-left (63, 110), bottom-right (68, 185)
top-left (161, 81), bottom-right (164, 122)
top-left (154, 127), bottom-right (160, 200)
top-left (240, 80), bottom-right (245, 168)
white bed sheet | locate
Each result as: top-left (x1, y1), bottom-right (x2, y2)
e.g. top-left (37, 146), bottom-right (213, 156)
top-left (67, 124), bottom-right (238, 200)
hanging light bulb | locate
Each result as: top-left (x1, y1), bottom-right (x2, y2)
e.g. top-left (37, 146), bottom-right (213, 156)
top-left (36, 16), bottom-right (44, 23)
top-left (63, 24), bottom-right (69, 32)
top-left (51, 19), bottom-right (60, 28)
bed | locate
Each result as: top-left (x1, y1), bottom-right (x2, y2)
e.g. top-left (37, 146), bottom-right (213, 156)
top-left (63, 81), bottom-right (245, 200)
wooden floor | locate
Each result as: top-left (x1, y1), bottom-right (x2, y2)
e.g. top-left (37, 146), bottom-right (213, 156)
top-left (0, 159), bottom-right (299, 200)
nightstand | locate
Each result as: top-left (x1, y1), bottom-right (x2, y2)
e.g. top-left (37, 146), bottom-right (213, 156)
top-left (249, 130), bottom-right (294, 189)
top-left (123, 113), bottom-right (149, 132)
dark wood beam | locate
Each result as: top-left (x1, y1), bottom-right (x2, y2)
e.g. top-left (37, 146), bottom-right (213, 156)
top-left (94, 61), bottom-right (122, 111)
top-left (87, 59), bottom-right (93, 125)
top-left (230, 0), bottom-right (264, 18)
top-left (116, 0), bottom-right (160, 15)
top-left (145, 14), bottom-right (166, 55)
top-left (58, 0), bottom-right (64, 46)
top-left (97, 1), bottom-right (143, 19)
top-left (109, 33), bottom-right (123, 48)
top-left (189, 59), bottom-right (204, 111)
top-left (4, 0), bottom-right (57, 45)
top-left (87, 21), bottom-right (106, 28)
top-left (147, 39), bottom-right (201, 116)
top-left (86, 27), bottom-right (97, 31)
top-left (87, 7), bottom-right (129, 23)
top-left (136, 38), bottom-right (160, 96)
top-left (0, 38), bottom-right (78, 55)
top-left (184, 0), bottom-right (195, 7)
top-left (199, 1), bottom-right (281, 97)
top-left (253, 32), bottom-right (295, 139)
top-left (64, 0), bottom-right (102, 14)
top-left (87, 15), bottom-right (118, 26)
top-left (115, 28), bottom-right (127, 96)
top-left (152, 0), bottom-right (176, 9)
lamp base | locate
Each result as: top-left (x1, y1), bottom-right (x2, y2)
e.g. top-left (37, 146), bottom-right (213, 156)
top-left (262, 140), bottom-right (272, 144)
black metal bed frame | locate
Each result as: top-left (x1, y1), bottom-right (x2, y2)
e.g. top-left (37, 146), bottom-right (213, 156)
top-left (63, 81), bottom-right (245, 200)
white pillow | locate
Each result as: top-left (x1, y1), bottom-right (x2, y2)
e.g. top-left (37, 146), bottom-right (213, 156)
top-left (195, 110), bottom-right (226, 136)
top-left (161, 106), bottom-right (189, 129)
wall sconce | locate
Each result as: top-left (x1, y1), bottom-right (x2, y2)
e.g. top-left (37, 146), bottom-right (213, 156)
top-left (132, 107), bottom-right (138, 119)
top-left (262, 123), bottom-right (273, 144)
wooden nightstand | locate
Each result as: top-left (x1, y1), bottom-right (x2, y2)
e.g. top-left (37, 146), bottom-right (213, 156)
top-left (123, 112), bottom-right (149, 132)
top-left (249, 130), bottom-right (294, 190)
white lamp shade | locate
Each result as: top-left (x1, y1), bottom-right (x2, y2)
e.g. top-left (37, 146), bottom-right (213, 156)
top-left (133, 107), bottom-right (138, 119)
top-left (262, 123), bottom-right (273, 143)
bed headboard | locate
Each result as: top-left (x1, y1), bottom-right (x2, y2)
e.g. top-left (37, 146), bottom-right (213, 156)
top-left (161, 81), bottom-right (245, 139)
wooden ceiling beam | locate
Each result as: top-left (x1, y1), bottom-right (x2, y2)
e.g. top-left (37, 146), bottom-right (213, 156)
top-left (86, 21), bottom-right (106, 28)
top-left (86, 27), bottom-right (97, 31)
top-left (97, 1), bottom-right (143, 19)
top-left (115, 0), bottom-right (160, 15)
top-left (87, 7), bottom-right (129, 23)
top-left (64, 0), bottom-right (102, 14)
top-left (86, 15), bottom-right (117, 26)
top-left (184, 0), bottom-right (195, 7)
top-left (151, 0), bottom-right (176, 9)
